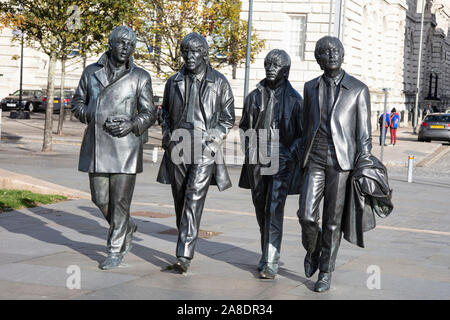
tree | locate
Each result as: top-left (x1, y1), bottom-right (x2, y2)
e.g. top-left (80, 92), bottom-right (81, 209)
top-left (134, 0), bottom-right (265, 79)
top-left (0, 0), bottom-right (138, 150)
top-left (200, 0), bottom-right (265, 79)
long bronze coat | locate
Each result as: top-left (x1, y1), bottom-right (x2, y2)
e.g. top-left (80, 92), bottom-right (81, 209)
top-left (238, 80), bottom-right (303, 194)
top-left (156, 65), bottom-right (235, 191)
top-left (72, 53), bottom-right (156, 174)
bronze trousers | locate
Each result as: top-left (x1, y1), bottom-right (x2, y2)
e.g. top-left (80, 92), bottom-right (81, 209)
top-left (297, 134), bottom-right (350, 273)
top-left (89, 173), bottom-right (136, 254)
top-left (169, 155), bottom-right (215, 259)
top-left (249, 158), bottom-right (294, 271)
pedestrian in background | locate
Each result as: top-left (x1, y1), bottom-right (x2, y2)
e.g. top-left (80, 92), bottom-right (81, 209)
top-left (389, 108), bottom-right (400, 146)
top-left (378, 111), bottom-right (390, 146)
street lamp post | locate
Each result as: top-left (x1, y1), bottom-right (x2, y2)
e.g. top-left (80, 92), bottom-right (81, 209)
top-left (10, 2), bottom-right (30, 120)
top-left (380, 88), bottom-right (390, 162)
top-left (243, 0), bottom-right (254, 99)
top-left (334, 0), bottom-right (344, 39)
top-left (413, 0), bottom-right (426, 134)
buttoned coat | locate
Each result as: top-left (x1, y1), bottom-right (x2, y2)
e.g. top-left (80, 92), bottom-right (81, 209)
top-left (238, 80), bottom-right (303, 194)
top-left (156, 65), bottom-right (235, 191)
top-left (72, 53), bottom-right (156, 174)
top-left (301, 72), bottom-right (372, 170)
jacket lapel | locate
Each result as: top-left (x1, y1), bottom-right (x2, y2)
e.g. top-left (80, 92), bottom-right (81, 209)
top-left (314, 76), bottom-right (323, 128)
top-left (94, 68), bottom-right (109, 88)
top-left (174, 69), bottom-right (186, 105)
top-left (199, 66), bottom-right (216, 126)
top-left (330, 72), bottom-right (350, 116)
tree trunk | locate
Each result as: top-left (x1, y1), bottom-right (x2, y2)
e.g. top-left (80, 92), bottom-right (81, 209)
top-left (42, 53), bottom-right (57, 152)
top-left (57, 58), bottom-right (66, 135)
top-left (232, 63), bottom-right (237, 79)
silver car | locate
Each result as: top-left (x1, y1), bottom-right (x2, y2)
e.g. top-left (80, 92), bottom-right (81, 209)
top-left (418, 113), bottom-right (450, 142)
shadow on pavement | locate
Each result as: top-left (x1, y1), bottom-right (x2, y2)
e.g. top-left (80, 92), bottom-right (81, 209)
top-left (1, 207), bottom-right (106, 264)
top-left (0, 202), bottom-right (308, 285)
top-left (75, 205), bottom-right (308, 284)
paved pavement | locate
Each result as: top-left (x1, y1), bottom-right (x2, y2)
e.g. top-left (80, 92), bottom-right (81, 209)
top-left (0, 111), bottom-right (449, 300)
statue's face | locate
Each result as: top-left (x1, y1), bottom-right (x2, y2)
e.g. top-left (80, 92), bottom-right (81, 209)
top-left (264, 57), bottom-right (288, 84)
top-left (315, 39), bottom-right (344, 73)
top-left (110, 36), bottom-right (134, 64)
top-left (182, 40), bottom-right (207, 74)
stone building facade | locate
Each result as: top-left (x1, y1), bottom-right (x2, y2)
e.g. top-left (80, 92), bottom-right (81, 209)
top-left (228, 0), bottom-right (410, 129)
top-left (1, 1), bottom-right (449, 130)
top-left (233, 0), bottom-right (450, 127)
top-left (403, 0), bottom-right (450, 119)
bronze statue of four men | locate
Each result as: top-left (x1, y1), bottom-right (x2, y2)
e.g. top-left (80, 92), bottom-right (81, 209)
top-left (72, 26), bottom-right (390, 293)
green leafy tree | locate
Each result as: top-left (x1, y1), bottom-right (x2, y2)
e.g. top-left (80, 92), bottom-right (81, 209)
top-left (134, 0), bottom-right (265, 79)
top-left (200, 0), bottom-right (265, 79)
top-left (0, 0), bottom-right (138, 150)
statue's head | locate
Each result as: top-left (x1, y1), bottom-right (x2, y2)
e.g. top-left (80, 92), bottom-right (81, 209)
top-left (264, 49), bottom-right (291, 87)
top-left (314, 36), bottom-right (344, 74)
top-left (108, 26), bottom-right (137, 65)
top-left (180, 32), bottom-right (209, 74)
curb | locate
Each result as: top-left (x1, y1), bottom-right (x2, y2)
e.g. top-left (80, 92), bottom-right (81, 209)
top-left (416, 145), bottom-right (450, 167)
top-left (0, 168), bottom-right (90, 199)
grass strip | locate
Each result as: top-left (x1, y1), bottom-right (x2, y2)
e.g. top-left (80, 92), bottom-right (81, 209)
top-left (0, 189), bottom-right (67, 213)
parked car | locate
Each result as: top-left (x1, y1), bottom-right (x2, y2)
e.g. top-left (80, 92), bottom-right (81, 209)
top-left (1, 89), bottom-right (44, 112)
top-left (418, 113), bottom-right (450, 142)
top-left (445, 108), bottom-right (450, 114)
top-left (41, 88), bottom-right (76, 113)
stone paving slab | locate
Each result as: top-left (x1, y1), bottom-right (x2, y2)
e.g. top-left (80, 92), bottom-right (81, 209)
top-left (0, 263), bottom-right (138, 291)
top-left (0, 280), bottom-right (91, 300)
top-left (0, 192), bottom-right (448, 299)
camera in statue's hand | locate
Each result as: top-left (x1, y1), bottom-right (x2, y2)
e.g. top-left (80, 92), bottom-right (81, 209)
top-left (104, 114), bottom-right (134, 138)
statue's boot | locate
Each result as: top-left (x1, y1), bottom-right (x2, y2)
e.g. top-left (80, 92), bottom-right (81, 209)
top-left (314, 272), bottom-right (332, 292)
top-left (99, 252), bottom-right (123, 270)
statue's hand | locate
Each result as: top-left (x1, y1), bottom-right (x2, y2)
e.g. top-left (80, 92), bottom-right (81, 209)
top-left (105, 117), bottom-right (134, 138)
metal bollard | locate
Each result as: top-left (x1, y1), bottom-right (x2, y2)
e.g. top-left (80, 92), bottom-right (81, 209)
top-left (152, 146), bottom-right (158, 163)
top-left (407, 155), bottom-right (414, 183)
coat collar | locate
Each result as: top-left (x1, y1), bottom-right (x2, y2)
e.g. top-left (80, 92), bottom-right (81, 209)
top-left (255, 79), bottom-right (298, 122)
top-left (314, 70), bottom-right (351, 90)
top-left (94, 52), bottom-right (135, 88)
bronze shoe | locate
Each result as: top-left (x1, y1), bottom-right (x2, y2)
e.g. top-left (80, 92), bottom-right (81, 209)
top-left (99, 253), bottom-right (123, 270)
top-left (259, 264), bottom-right (278, 279)
top-left (173, 257), bottom-right (190, 274)
top-left (314, 272), bottom-right (332, 292)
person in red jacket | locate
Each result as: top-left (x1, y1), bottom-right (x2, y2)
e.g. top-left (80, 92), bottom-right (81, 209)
top-left (389, 108), bottom-right (400, 146)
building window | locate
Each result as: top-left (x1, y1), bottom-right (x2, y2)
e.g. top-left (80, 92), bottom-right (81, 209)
top-left (288, 15), bottom-right (307, 60)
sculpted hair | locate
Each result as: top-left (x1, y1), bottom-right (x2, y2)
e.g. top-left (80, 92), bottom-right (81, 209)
top-left (264, 49), bottom-right (291, 78)
top-left (180, 32), bottom-right (209, 55)
top-left (108, 26), bottom-right (137, 49)
top-left (314, 36), bottom-right (344, 60)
